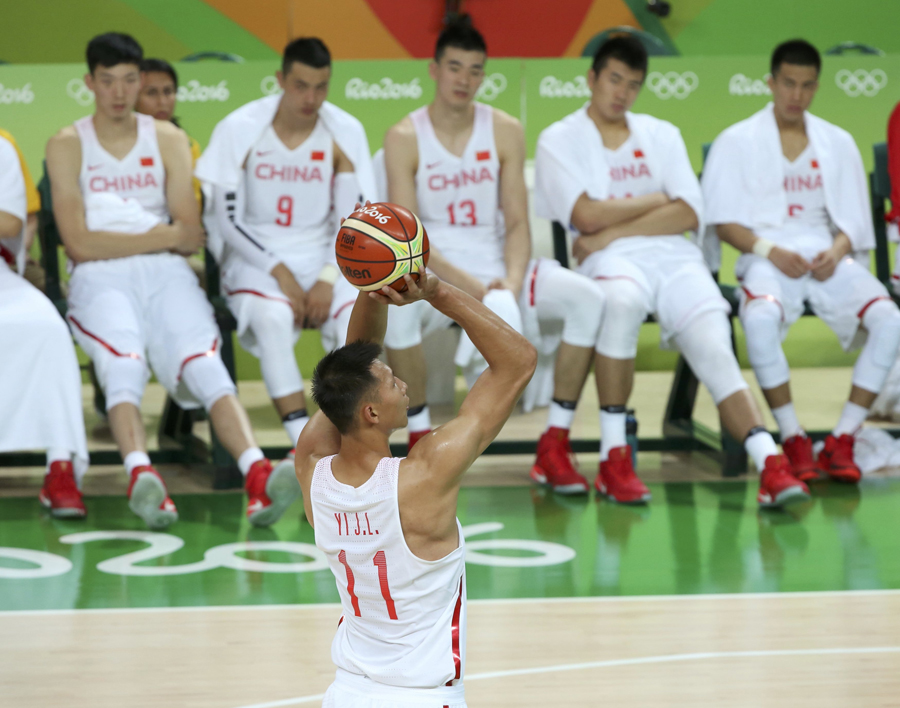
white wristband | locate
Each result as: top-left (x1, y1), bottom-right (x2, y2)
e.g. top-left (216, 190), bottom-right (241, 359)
top-left (317, 263), bottom-right (339, 285)
top-left (752, 238), bottom-right (775, 259)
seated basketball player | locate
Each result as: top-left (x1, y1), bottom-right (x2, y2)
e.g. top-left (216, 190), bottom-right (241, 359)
top-left (294, 271), bottom-right (536, 707)
top-left (0, 130), bottom-right (90, 517)
top-left (197, 38), bottom-right (376, 448)
top-left (46, 33), bottom-right (297, 529)
top-left (535, 35), bottom-right (805, 507)
top-left (703, 40), bottom-right (900, 483)
top-left (383, 19), bottom-right (608, 494)
top-left (0, 128), bottom-right (39, 276)
top-left (887, 98), bottom-right (900, 291)
top-left (136, 58), bottom-right (203, 208)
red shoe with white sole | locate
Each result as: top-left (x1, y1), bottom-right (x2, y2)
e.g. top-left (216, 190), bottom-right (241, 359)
top-left (817, 434), bottom-right (862, 484)
top-left (595, 446), bottom-right (651, 504)
top-left (245, 457), bottom-right (301, 527)
top-left (757, 454), bottom-right (810, 508)
top-left (39, 461), bottom-right (86, 519)
top-left (127, 465), bottom-right (177, 530)
top-left (530, 427), bottom-right (589, 495)
top-left (781, 434), bottom-right (823, 483)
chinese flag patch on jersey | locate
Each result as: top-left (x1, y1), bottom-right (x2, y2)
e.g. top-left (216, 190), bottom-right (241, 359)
top-left (811, 159), bottom-right (819, 169)
top-left (476, 150), bottom-right (490, 161)
top-left (634, 150), bottom-right (644, 158)
top-left (311, 150), bottom-right (325, 161)
top-left (140, 157), bottom-right (154, 167)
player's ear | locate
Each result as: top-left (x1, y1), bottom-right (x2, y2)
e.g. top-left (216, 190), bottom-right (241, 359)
top-left (361, 402), bottom-right (379, 426)
top-left (428, 60), bottom-right (439, 82)
top-left (276, 70), bottom-right (285, 90)
top-left (84, 72), bottom-right (94, 91)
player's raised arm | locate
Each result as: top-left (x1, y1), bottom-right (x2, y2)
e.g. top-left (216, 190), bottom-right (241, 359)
top-left (492, 111), bottom-right (530, 295)
top-left (46, 129), bottom-right (181, 263)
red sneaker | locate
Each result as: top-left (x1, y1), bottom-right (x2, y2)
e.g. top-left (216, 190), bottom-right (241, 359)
top-left (781, 435), bottom-right (823, 483)
top-left (245, 457), bottom-right (300, 527)
top-left (595, 446), bottom-right (651, 504)
top-left (408, 429), bottom-right (431, 455)
top-left (758, 454), bottom-right (810, 508)
top-left (127, 465), bottom-right (177, 530)
top-left (817, 434), bottom-right (862, 484)
top-left (530, 427), bottom-right (589, 495)
top-left (39, 461), bottom-right (86, 519)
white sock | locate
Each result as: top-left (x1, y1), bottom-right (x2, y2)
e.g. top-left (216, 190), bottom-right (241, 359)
top-left (600, 408), bottom-right (627, 461)
top-left (407, 405), bottom-right (431, 433)
top-left (124, 451), bottom-right (152, 475)
top-left (282, 414), bottom-right (309, 447)
top-left (546, 400), bottom-right (576, 430)
top-left (744, 429), bottom-right (778, 471)
top-left (46, 448), bottom-right (71, 467)
top-left (771, 403), bottom-right (803, 440)
top-left (238, 447), bottom-right (266, 476)
top-left (833, 401), bottom-right (868, 437)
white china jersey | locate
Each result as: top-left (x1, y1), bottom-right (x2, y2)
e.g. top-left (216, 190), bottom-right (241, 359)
top-left (75, 113), bottom-right (168, 221)
top-left (411, 103), bottom-right (504, 282)
top-left (776, 144), bottom-right (833, 254)
top-left (311, 455), bottom-right (467, 689)
top-left (603, 135), bottom-right (689, 254)
top-left (242, 121), bottom-right (334, 258)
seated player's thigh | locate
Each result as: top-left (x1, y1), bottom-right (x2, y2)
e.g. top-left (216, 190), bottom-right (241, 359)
top-left (530, 259), bottom-right (604, 348)
top-left (67, 276), bottom-right (146, 364)
top-left (321, 277), bottom-right (359, 352)
top-left (808, 256), bottom-right (892, 350)
top-left (655, 260), bottom-right (731, 346)
top-left (384, 299), bottom-right (452, 351)
top-left (735, 253), bottom-right (804, 325)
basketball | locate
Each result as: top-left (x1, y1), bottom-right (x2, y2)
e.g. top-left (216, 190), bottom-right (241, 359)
top-left (335, 202), bottom-right (430, 292)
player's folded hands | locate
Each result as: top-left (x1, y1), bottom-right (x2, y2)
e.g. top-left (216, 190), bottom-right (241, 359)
top-left (168, 221), bottom-right (206, 255)
top-left (810, 248), bottom-right (840, 282)
top-left (769, 246), bottom-right (811, 279)
top-left (305, 281), bottom-right (333, 328)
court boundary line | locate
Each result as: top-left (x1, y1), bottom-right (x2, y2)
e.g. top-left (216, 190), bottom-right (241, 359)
top-left (232, 646), bottom-right (900, 708)
top-left (1, 588), bottom-right (898, 617)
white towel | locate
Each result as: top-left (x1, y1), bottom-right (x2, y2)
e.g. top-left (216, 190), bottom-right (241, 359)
top-left (534, 106), bottom-right (704, 240)
top-left (196, 95), bottom-right (377, 262)
top-left (84, 193), bottom-right (162, 234)
top-left (702, 103), bottom-right (874, 271)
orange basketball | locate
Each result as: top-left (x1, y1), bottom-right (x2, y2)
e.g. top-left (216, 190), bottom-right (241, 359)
top-left (335, 202), bottom-right (430, 292)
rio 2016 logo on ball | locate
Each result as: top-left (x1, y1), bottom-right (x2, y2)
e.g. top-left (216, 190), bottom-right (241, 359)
top-left (336, 202), bottom-right (430, 293)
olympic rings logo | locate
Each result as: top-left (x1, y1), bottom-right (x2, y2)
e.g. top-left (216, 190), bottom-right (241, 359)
top-left (260, 75), bottom-right (282, 96)
top-left (475, 73), bottom-right (508, 101)
top-left (646, 71), bottom-right (699, 100)
top-left (835, 69), bottom-right (887, 97)
top-left (66, 78), bottom-right (94, 106)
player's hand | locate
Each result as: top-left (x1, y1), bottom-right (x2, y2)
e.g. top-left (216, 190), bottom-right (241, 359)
top-left (167, 221), bottom-right (206, 255)
top-left (768, 246), bottom-right (811, 279)
top-left (810, 248), bottom-right (841, 282)
top-left (573, 230), bottom-right (616, 264)
top-left (305, 280), bottom-right (333, 328)
top-left (369, 272), bottom-right (438, 306)
top-left (272, 263), bottom-right (307, 325)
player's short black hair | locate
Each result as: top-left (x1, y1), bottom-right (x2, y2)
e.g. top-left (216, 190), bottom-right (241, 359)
top-left (282, 37), bottom-right (331, 75)
top-left (591, 35), bottom-right (648, 80)
top-left (771, 39), bottom-right (821, 77)
top-left (311, 340), bottom-right (383, 435)
top-left (435, 15), bottom-right (487, 62)
top-left (140, 58), bottom-right (178, 87)
top-left (87, 33), bottom-right (143, 74)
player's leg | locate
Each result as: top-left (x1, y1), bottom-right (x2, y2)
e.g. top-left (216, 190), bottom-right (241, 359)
top-left (528, 263), bottom-right (605, 494)
top-left (152, 260), bottom-right (298, 526)
top-left (385, 300), bottom-right (432, 452)
top-left (592, 273), bottom-right (651, 503)
top-left (810, 260), bottom-right (900, 482)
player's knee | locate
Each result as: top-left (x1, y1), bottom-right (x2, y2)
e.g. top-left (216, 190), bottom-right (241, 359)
top-left (862, 301), bottom-right (900, 368)
top-left (561, 282), bottom-right (605, 348)
top-left (104, 356), bottom-right (149, 409)
top-left (249, 302), bottom-right (295, 347)
top-left (741, 300), bottom-right (783, 368)
top-left (599, 279), bottom-right (645, 322)
top-left (181, 354), bottom-right (236, 411)
top-left (679, 313), bottom-right (748, 404)
top-left (594, 280), bottom-right (644, 358)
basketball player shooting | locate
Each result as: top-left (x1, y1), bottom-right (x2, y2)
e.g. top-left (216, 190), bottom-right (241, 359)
top-left (294, 267), bottom-right (536, 705)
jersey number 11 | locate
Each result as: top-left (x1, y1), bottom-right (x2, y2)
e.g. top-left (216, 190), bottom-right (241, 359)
top-left (337, 549), bottom-right (398, 620)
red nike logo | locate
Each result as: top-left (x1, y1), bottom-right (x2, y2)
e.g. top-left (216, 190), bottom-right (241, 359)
top-left (426, 161), bottom-right (441, 169)
top-left (87, 164), bottom-right (102, 171)
top-left (256, 150), bottom-right (274, 156)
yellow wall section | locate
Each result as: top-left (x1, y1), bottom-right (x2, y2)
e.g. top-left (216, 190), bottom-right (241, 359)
top-left (563, 0), bottom-right (641, 57)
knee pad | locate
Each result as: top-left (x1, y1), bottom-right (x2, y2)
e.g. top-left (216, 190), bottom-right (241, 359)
top-left (560, 279), bottom-right (605, 349)
top-left (677, 311), bottom-right (749, 404)
top-left (854, 301), bottom-right (900, 392)
top-left (740, 300), bottom-right (785, 369)
top-left (181, 354), bottom-right (237, 411)
top-left (104, 356), bottom-right (149, 409)
top-left (594, 280), bottom-right (646, 359)
top-left (249, 300), bottom-right (295, 351)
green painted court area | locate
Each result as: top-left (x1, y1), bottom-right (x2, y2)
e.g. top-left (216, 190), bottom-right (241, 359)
top-left (2, 479), bottom-right (899, 612)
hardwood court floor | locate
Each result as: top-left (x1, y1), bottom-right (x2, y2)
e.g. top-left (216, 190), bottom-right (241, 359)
top-left (2, 592), bottom-right (898, 708)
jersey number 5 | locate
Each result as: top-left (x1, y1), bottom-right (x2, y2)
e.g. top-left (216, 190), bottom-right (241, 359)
top-left (337, 549), bottom-right (398, 620)
top-left (447, 199), bottom-right (477, 226)
top-left (276, 196), bottom-right (293, 226)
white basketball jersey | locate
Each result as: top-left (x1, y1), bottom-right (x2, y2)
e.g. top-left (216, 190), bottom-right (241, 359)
top-left (242, 121), bottom-right (334, 258)
top-left (411, 103), bottom-right (504, 283)
top-left (311, 455), bottom-right (467, 690)
top-left (75, 113), bottom-right (168, 221)
top-left (778, 144), bottom-right (833, 254)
